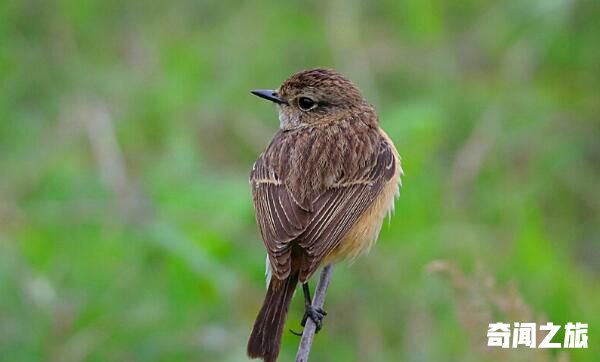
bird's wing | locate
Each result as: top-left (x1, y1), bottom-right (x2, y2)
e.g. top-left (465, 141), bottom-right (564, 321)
top-left (251, 154), bottom-right (311, 279)
top-left (251, 135), bottom-right (396, 280)
top-left (296, 137), bottom-right (396, 278)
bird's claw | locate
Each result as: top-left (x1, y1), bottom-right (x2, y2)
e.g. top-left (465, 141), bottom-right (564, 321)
top-left (289, 328), bottom-right (303, 336)
top-left (300, 305), bottom-right (327, 333)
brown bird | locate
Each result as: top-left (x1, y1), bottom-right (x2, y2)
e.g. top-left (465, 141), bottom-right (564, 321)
top-left (247, 69), bottom-right (402, 362)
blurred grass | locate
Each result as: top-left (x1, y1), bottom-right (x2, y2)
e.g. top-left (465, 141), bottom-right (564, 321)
top-left (0, 0), bottom-right (599, 361)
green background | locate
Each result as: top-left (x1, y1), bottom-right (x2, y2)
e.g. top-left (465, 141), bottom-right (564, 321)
top-left (1, 0), bottom-right (598, 361)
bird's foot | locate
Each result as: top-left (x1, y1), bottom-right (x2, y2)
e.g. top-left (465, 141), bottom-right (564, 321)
top-left (301, 305), bottom-right (327, 333)
top-left (289, 305), bottom-right (327, 336)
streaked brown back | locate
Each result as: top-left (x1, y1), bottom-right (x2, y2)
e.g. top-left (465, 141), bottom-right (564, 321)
top-left (251, 117), bottom-right (396, 281)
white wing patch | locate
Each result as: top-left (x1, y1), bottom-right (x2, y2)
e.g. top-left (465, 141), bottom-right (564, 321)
top-left (264, 254), bottom-right (272, 288)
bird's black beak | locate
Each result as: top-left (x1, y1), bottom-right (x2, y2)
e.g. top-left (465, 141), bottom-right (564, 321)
top-left (251, 89), bottom-right (288, 105)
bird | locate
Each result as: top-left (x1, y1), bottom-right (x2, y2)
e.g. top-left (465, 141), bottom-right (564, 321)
top-left (247, 68), bottom-right (402, 362)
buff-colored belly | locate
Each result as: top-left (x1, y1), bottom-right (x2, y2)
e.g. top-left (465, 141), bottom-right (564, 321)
top-left (323, 129), bottom-right (401, 264)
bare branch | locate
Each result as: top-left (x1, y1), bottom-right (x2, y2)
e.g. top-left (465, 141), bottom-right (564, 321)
top-left (295, 265), bottom-right (334, 362)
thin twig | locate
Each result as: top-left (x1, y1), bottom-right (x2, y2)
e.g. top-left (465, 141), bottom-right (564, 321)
top-left (295, 265), bottom-right (334, 362)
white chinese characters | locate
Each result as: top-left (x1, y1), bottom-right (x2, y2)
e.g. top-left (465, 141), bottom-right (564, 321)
top-left (487, 322), bottom-right (511, 348)
top-left (487, 322), bottom-right (588, 349)
top-left (564, 322), bottom-right (589, 349)
top-left (513, 322), bottom-right (537, 348)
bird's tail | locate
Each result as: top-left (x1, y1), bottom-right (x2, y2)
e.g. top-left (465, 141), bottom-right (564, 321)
top-left (247, 273), bottom-right (299, 362)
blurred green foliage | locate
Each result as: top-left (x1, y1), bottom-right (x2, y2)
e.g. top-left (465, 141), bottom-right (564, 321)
top-left (1, 0), bottom-right (599, 361)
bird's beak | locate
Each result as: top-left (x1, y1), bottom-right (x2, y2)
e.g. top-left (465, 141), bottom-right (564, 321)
top-left (251, 89), bottom-right (288, 105)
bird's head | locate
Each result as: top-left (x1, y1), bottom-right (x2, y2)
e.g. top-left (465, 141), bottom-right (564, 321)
top-left (251, 68), bottom-right (373, 130)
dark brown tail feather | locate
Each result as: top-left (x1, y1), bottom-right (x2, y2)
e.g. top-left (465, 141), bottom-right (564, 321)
top-left (247, 273), bottom-right (299, 362)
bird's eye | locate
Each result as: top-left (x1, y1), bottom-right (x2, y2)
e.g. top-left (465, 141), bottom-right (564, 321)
top-left (297, 97), bottom-right (316, 111)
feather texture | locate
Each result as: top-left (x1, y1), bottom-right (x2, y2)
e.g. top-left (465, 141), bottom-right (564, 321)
top-left (251, 119), bottom-right (398, 281)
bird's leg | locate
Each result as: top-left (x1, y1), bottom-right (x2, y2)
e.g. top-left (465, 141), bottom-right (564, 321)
top-left (289, 282), bottom-right (328, 336)
top-left (300, 282), bottom-right (327, 333)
